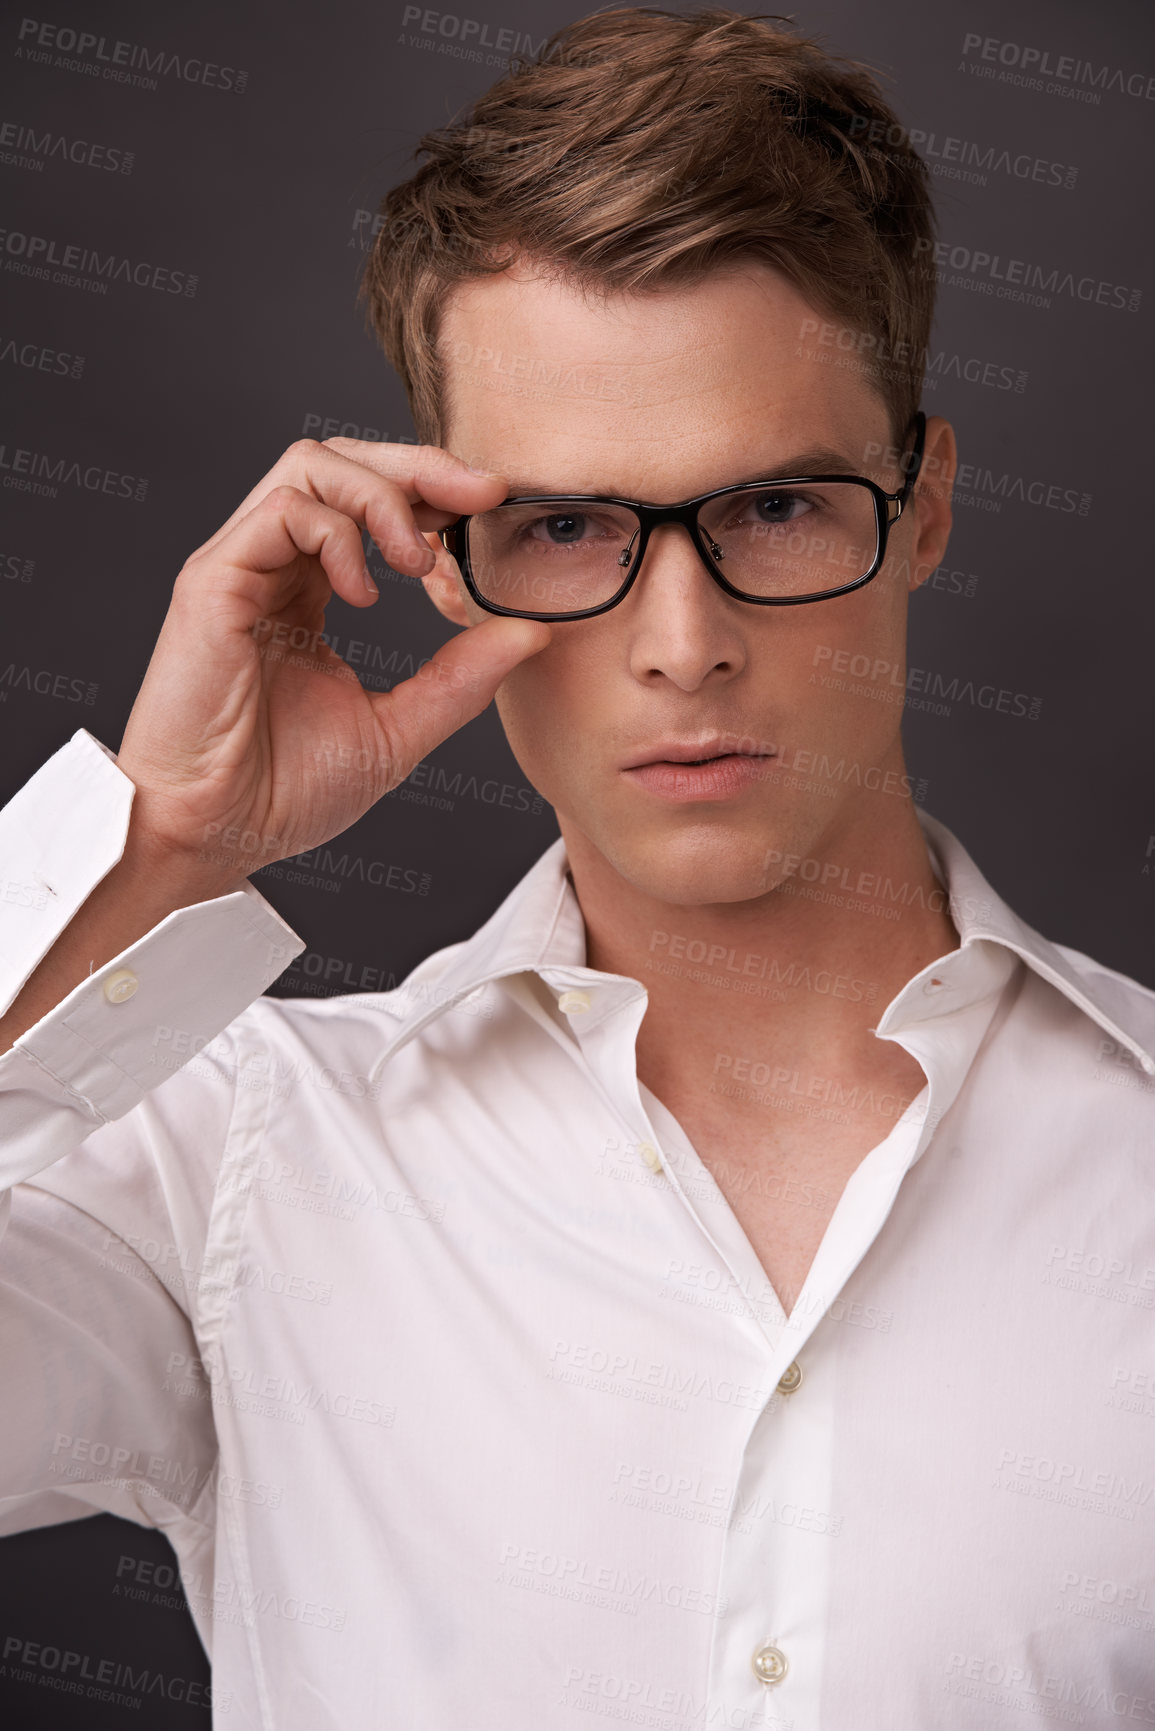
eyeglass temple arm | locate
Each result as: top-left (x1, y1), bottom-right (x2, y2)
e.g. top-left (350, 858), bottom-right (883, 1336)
top-left (896, 410), bottom-right (927, 510)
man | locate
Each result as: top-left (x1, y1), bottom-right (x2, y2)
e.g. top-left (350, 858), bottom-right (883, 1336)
top-left (2, 8), bottom-right (1152, 1727)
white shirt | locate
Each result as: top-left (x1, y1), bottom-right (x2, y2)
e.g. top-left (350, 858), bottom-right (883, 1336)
top-left (2, 728), bottom-right (1155, 1730)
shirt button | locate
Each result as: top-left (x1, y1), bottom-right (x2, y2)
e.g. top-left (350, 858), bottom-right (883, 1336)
top-left (103, 969), bottom-right (139, 1005)
top-left (557, 989), bottom-right (592, 1015)
top-left (638, 1141), bottom-right (663, 1173)
top-left (922, 975), bottom-right (946, 995)
top-left (751, 1643), bottom-right (788, 1685)
top-left (776, 1360), bottom-right (803, 1395)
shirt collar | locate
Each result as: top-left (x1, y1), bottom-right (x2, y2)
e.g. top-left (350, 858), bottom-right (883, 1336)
top-left (900, 809), bottom-right (1155, 1076)
top-left (369, 811), bottom-right (1155, 1077)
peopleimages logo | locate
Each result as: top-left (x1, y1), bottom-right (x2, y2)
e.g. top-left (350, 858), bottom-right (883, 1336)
top-left (810, 646), bottom-right (1043, 722)
top-left (0, 441), bottom-right (147, 501)
top-left (913, 238), bottom-right (1140, 314)
top-left (0, 336), bottom-right (84, 379)
top-left (847, 116), bottom-right (1077, 191)
top-left (960, 33), bottom-right (1155, 103)
top-left (0, 227), bottom-right (197, 297)
top-left (14, 18), bottom-right (249, 93)
top-left (0, 120), bottom-right (134, 174)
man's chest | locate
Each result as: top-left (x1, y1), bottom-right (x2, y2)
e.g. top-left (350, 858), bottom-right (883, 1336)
top-left (644, 1089), bottom-right (913, 1316)
top-left (695, 1154), bottom-right (844, 1319)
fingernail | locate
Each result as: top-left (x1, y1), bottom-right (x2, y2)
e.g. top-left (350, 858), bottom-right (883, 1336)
top-left (363, 567), bottom-right (379, 596)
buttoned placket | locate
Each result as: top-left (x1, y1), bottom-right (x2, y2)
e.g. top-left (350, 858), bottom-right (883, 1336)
top-left (516, 936), bottom-right (1022, 1725)
top-left (521, 967), bottom-right (835, 1722)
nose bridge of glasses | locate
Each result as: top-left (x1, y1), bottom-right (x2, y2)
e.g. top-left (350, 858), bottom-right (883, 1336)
top-left (631, 502), bottom-right (726, 579)
top-left (617, 520), bottom-right (642, 568)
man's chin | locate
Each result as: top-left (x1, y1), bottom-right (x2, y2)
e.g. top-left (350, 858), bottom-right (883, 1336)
top-left (575, 818), bottom-right (789, 909)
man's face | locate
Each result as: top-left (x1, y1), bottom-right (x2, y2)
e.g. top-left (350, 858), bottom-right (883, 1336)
top-left (427, 262), bottom-right (954, 906)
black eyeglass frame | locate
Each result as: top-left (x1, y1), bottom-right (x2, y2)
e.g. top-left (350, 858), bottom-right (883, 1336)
top-left (439, 411), bottom-right (927, 622)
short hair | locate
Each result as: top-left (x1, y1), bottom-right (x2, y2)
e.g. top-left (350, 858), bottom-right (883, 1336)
top-left (361, 6), bottom-right (935, 446)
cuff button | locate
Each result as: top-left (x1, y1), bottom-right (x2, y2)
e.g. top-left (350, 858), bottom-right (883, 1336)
top-left (103, 968), bottom-right (139, 1005)
top-left (752, 1643), bottom-right (788, 1685)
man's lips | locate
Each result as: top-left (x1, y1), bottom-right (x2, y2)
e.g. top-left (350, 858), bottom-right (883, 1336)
top-left (621, 738), bottom-right (776, 769)
top-left (619, 741), bottom-right (779, 800)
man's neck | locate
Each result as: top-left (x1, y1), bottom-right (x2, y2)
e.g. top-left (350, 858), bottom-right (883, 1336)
top-left (557, 785), bottom-right (960, 1314)
top-left (558, 790), bottom-right (959, 1101)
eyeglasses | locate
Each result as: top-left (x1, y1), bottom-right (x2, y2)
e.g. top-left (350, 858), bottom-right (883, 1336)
top-left (439, 412), bottom-right (926, 622)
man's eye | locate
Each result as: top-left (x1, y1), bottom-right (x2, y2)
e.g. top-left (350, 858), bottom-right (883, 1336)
top-left (741, 490), bottom-right (814, 526)
top-left (528, 513), bottom-right (591, 545)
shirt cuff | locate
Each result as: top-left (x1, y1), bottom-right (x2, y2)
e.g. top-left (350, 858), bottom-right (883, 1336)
top-left (0, 729), bottom-right (305, 1186)
top-left (0, 728), bottom-right (136, 1012)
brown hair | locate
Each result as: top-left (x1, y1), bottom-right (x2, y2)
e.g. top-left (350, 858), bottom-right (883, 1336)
top-left (361, 7), bottom-right (935, 445)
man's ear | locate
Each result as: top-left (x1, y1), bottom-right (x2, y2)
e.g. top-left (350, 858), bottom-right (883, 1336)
top-left (906, 415), bottom-right (956, 592)
top-left (419, 531), bottom-right (471, 626)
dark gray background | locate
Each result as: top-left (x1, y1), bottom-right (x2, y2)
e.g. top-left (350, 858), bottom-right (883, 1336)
top-left (1, 0), bottom-right (1152, 1721)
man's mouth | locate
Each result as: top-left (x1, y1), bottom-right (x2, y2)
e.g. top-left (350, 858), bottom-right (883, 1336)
top-left (618, 740), bottom-right (778, 799)
top-left (623, 739), bottom-right (775, 770)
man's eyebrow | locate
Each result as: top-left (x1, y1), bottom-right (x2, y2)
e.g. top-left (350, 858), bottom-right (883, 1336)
top-left (498, 479), bottom-right (558, 496)
top-left (759, 445), bottom-right (863, 477)
top-left (494, 448), bottom-right (866, 499)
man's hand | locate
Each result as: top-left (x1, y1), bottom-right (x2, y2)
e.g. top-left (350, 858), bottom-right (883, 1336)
top-left (0, 438), bottom-right (550, 1054)
top-left (117, 436), bottom-right (551, 878)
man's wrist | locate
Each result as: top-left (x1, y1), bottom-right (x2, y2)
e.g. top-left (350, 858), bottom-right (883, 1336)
top-left (119, 818), bottom-right (252, 908)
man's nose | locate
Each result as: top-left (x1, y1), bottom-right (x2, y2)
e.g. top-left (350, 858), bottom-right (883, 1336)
top-left (623, 524), bottom-right (749, 689)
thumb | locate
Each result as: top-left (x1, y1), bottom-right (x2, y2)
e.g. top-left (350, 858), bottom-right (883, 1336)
top-left (366, 615), bottom-right (552, 784)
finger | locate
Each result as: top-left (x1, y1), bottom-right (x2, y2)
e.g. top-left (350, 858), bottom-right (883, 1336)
top-left (319, 437), bottom-right (509, 524)
top-left (184, 485), bottom-right (378, 618)
top-left (366, 616), bottom-right (551, 785)
top-left (192, 439), bottom-right (509, 565)
top-left (316, 440), bottom-right (512, 562)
